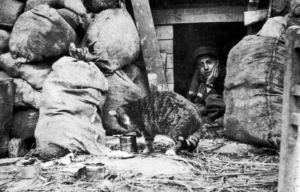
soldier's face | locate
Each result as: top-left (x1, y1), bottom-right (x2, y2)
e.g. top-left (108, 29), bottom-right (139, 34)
top-left (196, 55), bottom-right (218, 78)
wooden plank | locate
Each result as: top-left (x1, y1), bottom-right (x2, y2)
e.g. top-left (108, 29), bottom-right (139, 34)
top-left (292, 85), bottom-right (300, 97)
top-left (166, 68), bottom-right (174, 84)
top-left (152, 6), bottom-right (246, 24)
top-left (160, 53), bottom-right (167, 65)
top-left (158, 40), bottom-right (173, 54)
top-left (278, 26), bottom-right (300, 192)
top-left (244, 9), bottom-right (268, 26)
top-left (166, 54), bottom-right (173, 69)
top-left (167, 84), bottom-right (174, 92)
top-left (131, 0), bottom-right (168, 91)
top-left (155, 25), bottom-right (173, 40)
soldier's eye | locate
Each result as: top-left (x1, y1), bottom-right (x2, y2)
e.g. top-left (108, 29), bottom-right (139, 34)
top-left (198, 62), bottom-right (204, 67)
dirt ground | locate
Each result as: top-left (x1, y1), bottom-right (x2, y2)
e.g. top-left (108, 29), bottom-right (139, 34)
top-left (0, 128), bottom-right (279, 192)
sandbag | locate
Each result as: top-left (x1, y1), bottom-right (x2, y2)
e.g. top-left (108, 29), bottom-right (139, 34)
top-left (25, 0), bottom-right (86, 15)
top-left (224, 35), bottom-right (286, 148)
top-left (9, 4), bottom-right (79, 63)
top-left (0, 0), bottom-right (25, 29)
top-left (57, 9), bottom-right (91, 37)
top-left (79, 8), bottom-right (140, 72)
top-left (272, 0), bottom-right (289, 16)
top-left (14, 78), bottom-right (41, 109)
top-left (257, 17), bottom-right (287, 38)
top-left (122, 63), bottom-right (150, 98)
top-left (84, 0), bottom-right (120, 13)
top-left (0, 30), bottom-right (10, 55)
top-left (35, 57), bottom-right (109, 160)
top-left (102, 70), bottom-right (142, 135)
top-left (8, 138), bottom-right (28, 158)
top-left (11, 109), bottom-right (39, 143)
top-left (291, 0), bottom-right (300, 17)
top-left (0, 53), bottom-right (52, 90)
top-left (0, 71), bottom-right (13, 158)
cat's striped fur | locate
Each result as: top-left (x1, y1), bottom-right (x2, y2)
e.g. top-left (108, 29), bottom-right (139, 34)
top-left (109, 91), bottom-right (203, 155)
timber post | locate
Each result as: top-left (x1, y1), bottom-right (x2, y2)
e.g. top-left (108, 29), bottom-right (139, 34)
top-left (278, 26), bottom-right (300, 192)
top-left (131, 0), bottom-right (169, 91)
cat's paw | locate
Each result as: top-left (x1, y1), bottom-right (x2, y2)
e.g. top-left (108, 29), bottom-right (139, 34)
top-left (165, 149), bottom-right (176, 156)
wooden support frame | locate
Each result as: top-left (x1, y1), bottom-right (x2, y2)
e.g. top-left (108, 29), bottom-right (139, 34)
top-left (152, 5), bottom-right (246, 25)
top-left (131, 0), bottom-right (169, 91)
top-left (278, 26), bottom-right (300, 192)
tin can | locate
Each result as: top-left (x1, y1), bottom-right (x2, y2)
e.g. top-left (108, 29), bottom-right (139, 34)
top-left (119, 135), bottom-right (137, 153)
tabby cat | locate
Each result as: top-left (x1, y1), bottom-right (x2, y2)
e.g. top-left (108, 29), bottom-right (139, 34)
top-left (109, 91), bottom-right (203, 155)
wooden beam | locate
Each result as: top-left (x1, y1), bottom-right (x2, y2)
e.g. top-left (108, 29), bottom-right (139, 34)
top-left (152, 6), bottom-right (246, 25)
top-left (131, 0), bottom-right (168, 91)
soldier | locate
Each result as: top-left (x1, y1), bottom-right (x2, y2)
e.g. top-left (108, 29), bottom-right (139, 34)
top-left (188, 46), bottom-right (225, 123)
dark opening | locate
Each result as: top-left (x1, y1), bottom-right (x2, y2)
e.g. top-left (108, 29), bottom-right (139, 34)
top-left (173, 22), bottom-right (247, 97)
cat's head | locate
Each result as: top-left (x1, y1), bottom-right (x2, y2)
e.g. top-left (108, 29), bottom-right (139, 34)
top-left (108, 106), bottom-right (136, 133)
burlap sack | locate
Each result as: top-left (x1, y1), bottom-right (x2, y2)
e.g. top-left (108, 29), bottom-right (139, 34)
top-left (0, 30), bottom-right (10, 55)
top-left (102, 70), bottom-right (142, 135)
top-left (79, 8), bottom-right (140, 72)
top-left (57, 9), bottom-right (91, 37)
top-left (35, 57), bottom-right (109, 160)
top-left (9, 4), bottom-right (79, 63)
top-left (122, 63), bottom-right (150, 98)
top-left (0, 0), bottom-right (25, 29)
top-left (11, 109), bottom-right (39, 144)
top-left (224, 35), bottom-right (286, 148)
top-left (14, 78), bottom-right (41, 109)
top-left (25, 0), bottom-right (86, 15)
top-left (84, 0), bottom-right (120, 13)
top-left (0, 53), bottom-right (52, 90)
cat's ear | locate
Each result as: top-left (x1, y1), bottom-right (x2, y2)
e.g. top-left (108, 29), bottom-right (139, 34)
top-left (108, 110), bottom-right (118, 117)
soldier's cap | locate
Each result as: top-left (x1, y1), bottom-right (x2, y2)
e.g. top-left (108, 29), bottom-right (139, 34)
top-left (192, 46), bottom-right (218, 61)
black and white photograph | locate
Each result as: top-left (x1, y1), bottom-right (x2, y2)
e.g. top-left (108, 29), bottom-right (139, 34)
top-left (0, 0), bottom-right (294, 191)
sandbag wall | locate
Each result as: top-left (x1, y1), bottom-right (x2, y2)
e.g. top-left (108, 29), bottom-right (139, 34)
top-left (224, 17), bottom-right (287, 149)
top-left (0, 0), bottom-right (149, 159)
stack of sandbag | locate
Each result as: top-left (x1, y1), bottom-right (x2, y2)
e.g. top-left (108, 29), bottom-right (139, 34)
top-left (0, 0), bottom-right (148, 158)
top-left (34, 57), bottom-right (110, 160)
top-left (224, 17), bottom-right (287, 149)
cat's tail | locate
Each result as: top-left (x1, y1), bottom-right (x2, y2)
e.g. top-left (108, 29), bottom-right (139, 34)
top-left (178, 131), bottom-right (201, 152)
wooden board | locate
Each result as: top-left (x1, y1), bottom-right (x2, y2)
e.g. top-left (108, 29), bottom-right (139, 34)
top-left (166, 54), bottom-right (173, 69)
top-left (131, 0), bottom-right (168, 91)
top-left (167, 84), bottom-right (174, 92)
top-left (155, 25), bottom-right (173, 40)
top-left (152, 6), bottom-right (246, 24)
top-left (166, 68), bottom-right (174, 84)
